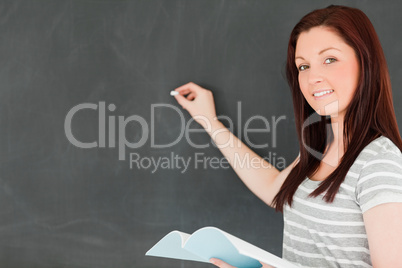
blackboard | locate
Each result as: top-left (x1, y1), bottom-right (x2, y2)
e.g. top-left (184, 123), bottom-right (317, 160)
top-left (1, 1), bottom-right (401, 267)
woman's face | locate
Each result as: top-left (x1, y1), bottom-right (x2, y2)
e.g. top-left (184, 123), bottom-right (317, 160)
top-left (295, 26), bottom-right (360, 120)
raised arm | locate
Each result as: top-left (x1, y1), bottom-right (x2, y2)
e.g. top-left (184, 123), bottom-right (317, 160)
top-left (173, 82), bottom-right (298, 207)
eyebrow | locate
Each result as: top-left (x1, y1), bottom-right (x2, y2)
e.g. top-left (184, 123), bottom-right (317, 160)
top-left (295, 47), bottom-right (342, 61)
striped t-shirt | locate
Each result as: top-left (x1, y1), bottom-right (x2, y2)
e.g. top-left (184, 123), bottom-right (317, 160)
top-left (283, 136), bottom-right (402, 267)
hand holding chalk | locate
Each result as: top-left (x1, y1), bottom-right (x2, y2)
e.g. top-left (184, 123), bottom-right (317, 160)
top-left (171, 82), bottom-right (218, 130)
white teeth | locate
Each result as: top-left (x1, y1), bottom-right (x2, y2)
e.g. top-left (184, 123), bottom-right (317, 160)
top-left (313, 90), bottom-right (334, 97)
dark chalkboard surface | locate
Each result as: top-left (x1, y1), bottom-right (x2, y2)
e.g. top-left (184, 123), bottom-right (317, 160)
top-left (1, 1), bottom-right (401, 267)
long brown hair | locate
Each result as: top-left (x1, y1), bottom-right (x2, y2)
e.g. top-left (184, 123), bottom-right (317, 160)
top-left (273, 5), bottom-right (402, 212)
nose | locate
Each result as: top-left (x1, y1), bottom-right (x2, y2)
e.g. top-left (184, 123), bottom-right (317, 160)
top-left (308, 67), bottom-right (324, 85)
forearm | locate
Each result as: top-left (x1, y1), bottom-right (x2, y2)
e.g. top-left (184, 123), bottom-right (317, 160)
top-left (173, 82), bottom-right (288, 205)
top-left (205, 119), bottom-right (281, 205)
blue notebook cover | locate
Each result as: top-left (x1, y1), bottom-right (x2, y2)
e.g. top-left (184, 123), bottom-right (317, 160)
top-left (146, 226), bottom-right (298, 268)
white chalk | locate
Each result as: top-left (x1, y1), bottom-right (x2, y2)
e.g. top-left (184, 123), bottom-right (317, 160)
top-left (170, 91), bottom-right (179, 96)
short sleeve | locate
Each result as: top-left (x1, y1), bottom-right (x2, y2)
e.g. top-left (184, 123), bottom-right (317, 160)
top-left (356, 152), bottom-right (402, 213)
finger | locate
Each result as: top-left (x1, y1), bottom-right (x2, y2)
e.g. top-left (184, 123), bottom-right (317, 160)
top-left (173, 88), bottom-right (191, 95)
top-left (186, 92), bottom-right (196, 101)
top-left (209, 258), bottom-right (236, 268)
top-left (260, 262), bottom-right (275, 268)
top-left (174, 82), bottom-right (203, 94)
top-left (173, 93), bottom-right (191, 110)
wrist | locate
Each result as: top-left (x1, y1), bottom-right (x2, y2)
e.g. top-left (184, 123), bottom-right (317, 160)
top-left (204, 118), bottom-right (224, 136)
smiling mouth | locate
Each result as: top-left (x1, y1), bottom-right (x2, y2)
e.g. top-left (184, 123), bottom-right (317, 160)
top-left (313, 89), bottom-right (334, 97)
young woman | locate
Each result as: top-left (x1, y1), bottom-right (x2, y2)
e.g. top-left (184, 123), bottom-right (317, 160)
top-left (173, 5), bottom-right (402, 268)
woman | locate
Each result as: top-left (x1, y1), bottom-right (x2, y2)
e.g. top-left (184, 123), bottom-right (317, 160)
top-left (173, 5), bottom-right (402, 267)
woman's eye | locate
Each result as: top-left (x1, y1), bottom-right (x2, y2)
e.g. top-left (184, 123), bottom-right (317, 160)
top-left (324, 58), bottom-right (337, 64)
top-left (298, 65), bottom-right (309, 71)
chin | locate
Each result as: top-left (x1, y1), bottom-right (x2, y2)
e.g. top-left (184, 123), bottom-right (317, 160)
top-left (313, 100), bottom-right (341, 117)
top-left (315, 110), bottom-right (328, 116)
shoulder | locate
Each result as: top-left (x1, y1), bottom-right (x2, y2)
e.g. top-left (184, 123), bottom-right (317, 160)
top-left (354, 136), bottom-right (402, 212)
top-left (357, 136), bottom-right (402, 168)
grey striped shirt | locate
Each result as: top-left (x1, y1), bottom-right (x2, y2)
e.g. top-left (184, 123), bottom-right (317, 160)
top-left (283, 136), bottom-right (402, 267)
